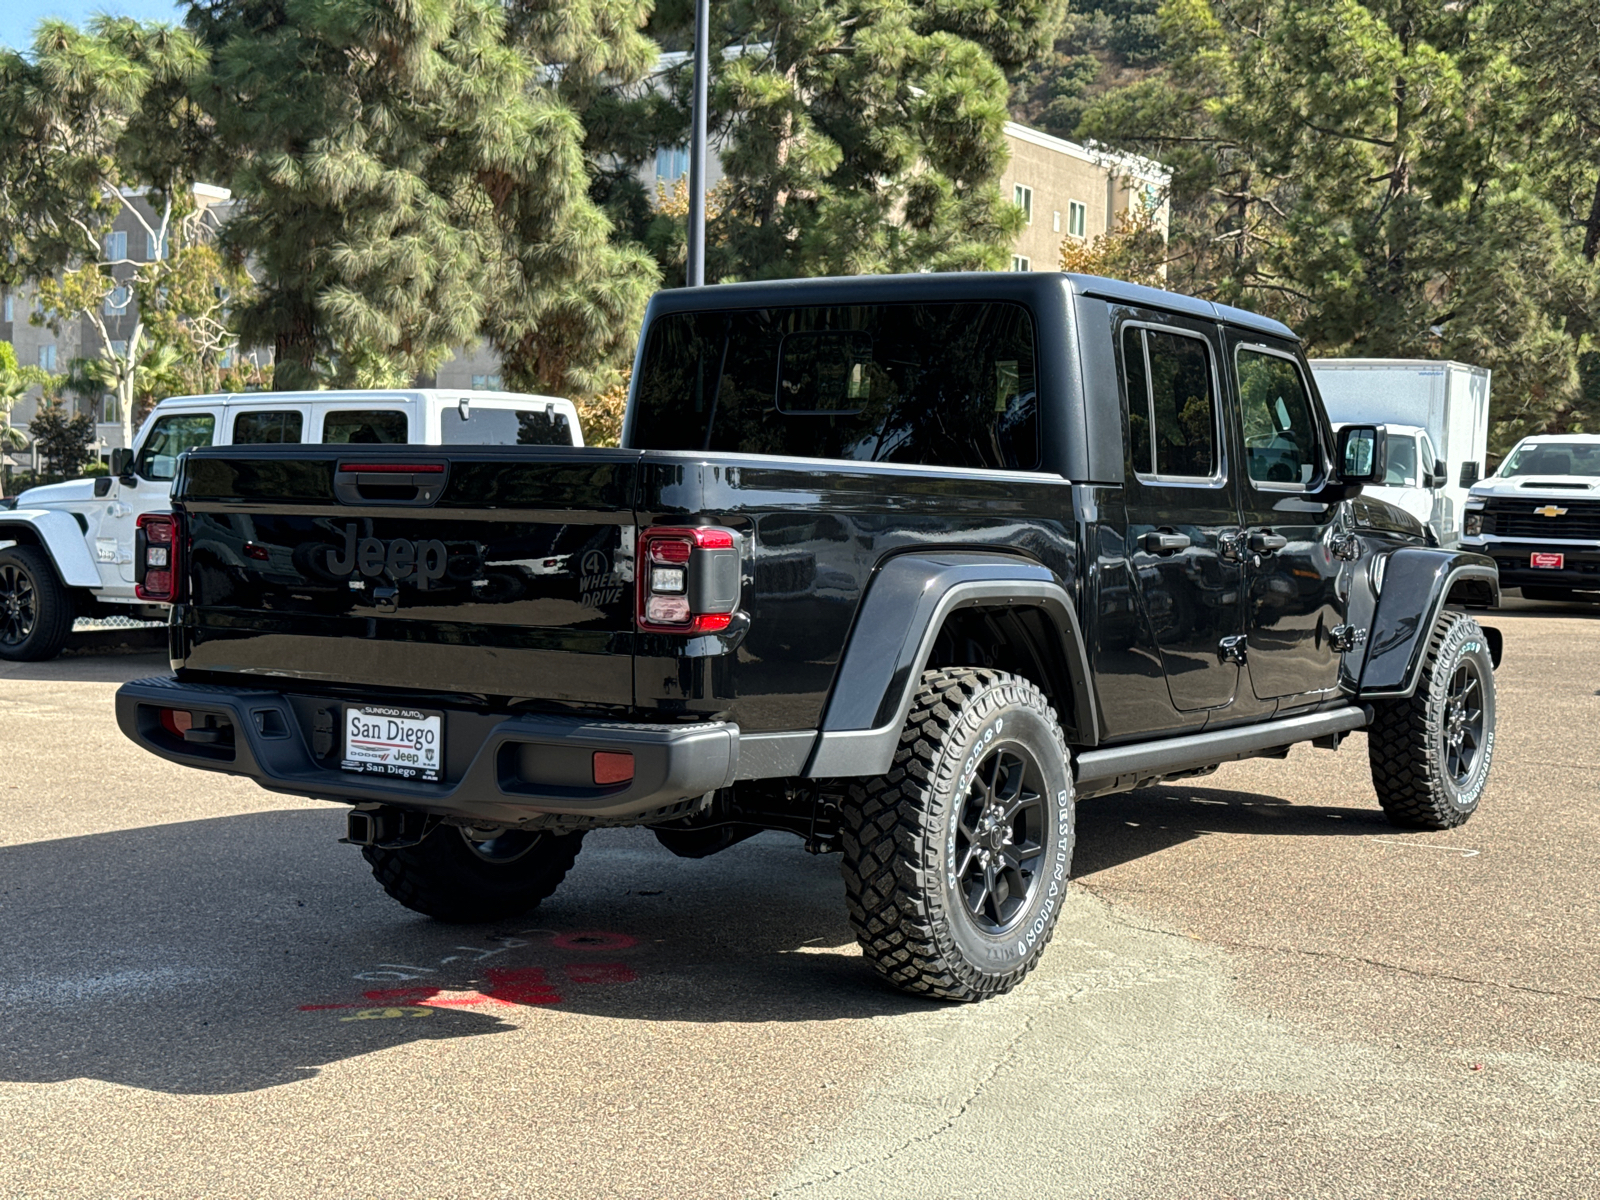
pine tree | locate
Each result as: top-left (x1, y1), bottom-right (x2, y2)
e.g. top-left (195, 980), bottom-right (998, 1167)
top-left (643, 0), bottom-right (1063, 284)
top-left (1077, 0), bottom-right (1597, 449)
top-left (192, 0), bottom-right (658, 395)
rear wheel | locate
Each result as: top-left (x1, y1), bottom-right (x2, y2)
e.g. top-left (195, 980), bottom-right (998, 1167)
top-left (1367, 611), bottom-right (1496, 829)
top-left (841, 668), bottom-right (1075, 1002)
top-left (0, 546), bottom-right (74, 662)
top-left (362, 826), bottom-right (584, 922)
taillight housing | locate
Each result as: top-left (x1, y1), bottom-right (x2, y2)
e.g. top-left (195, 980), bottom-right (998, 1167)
top-left (636, 526), bottom-right (741, 634)
top-left (135, 511), bottom-right (185, 602)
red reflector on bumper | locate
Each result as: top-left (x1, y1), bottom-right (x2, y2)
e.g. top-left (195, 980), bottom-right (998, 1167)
top-left (592, 751), bottom-right (635, 785)
top-left (159, 709), bottom-right (193, 736)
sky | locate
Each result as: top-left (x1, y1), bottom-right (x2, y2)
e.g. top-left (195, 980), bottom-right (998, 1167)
top-left (2, 0), bottom-right (184, 52)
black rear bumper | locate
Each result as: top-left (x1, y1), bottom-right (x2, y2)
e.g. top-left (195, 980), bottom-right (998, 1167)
top-left (115, 676), bottom-right (742, 827)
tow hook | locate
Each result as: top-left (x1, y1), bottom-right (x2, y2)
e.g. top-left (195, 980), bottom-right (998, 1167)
top-left (342, 805), bottom-right (439, 849)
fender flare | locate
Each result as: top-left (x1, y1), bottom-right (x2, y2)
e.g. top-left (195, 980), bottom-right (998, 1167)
top-left (0, 509), bottom-right (102, 588)
top-left (1357, 547), bottom-right (1500, 698)
top-left (802, 553), bottom-right (1097, 778)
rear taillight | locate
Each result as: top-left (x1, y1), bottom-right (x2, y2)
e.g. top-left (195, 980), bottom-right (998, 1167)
top-left (636, 526), bottom-right (741, 634)
top-left (135, 512), bottom-right (185, 602)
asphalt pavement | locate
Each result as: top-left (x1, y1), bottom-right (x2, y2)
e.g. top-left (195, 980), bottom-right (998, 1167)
top-left (2, 597), bottom-right (1597, 1198)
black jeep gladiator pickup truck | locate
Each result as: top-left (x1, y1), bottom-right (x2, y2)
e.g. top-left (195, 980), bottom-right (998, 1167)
top-left (116, 272), bottom-right (1502, 1001)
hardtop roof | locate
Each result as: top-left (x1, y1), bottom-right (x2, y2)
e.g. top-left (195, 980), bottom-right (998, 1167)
top-left (148, 388), bottom-right (572, 407)
top-left (642, 271), bottom-right (1298, 342)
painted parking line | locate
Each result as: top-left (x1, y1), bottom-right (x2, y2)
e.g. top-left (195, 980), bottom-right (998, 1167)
top-left (1372, 839), bottom-right (1480, 857)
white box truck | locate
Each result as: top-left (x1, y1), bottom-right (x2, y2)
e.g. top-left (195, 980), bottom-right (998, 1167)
top-left (1308, 358), bottom-right (1491, 545)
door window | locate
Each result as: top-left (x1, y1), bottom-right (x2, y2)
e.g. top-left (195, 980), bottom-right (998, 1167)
top-left (1236, 348), bottom-right (1318, 487)
top-left (1122, 326), bottom-right (1218, 479)
top-left (321, 410), bottom-right (408, 444)
top-left (232, 409), bottom-right (304, 444)
top-left (1384, 433), bottom-right (1418, 487)
top-left (134, 413), bottom-right (215, 481)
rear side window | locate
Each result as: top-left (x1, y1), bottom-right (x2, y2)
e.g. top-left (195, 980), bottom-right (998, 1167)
top-left (135, 413), bottom-right (215, 481)
top-left (1122, 326), bottom-right (1217, 479)
top-left (631, 302), bottom-right (1040, 470)
top-left (1237, 348), bottom-right (1318, 486)
top-left (232, 410), bottom-right (303, 444)
top-left (441, 405), bottom-right (572, 446)
top-left (322, 410), bottom-right (408, 444)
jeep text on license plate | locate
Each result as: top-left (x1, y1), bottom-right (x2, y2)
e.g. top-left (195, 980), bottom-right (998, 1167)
top-left (1531, 552), bottom-right (1565, 569)
top-left (343, 706), bottom-right (443, 782)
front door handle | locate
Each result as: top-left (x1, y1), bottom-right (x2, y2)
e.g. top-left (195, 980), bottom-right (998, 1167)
top-left (1141, 530), bottom-right (1192, 555)
top-left (1249, 531), bottom-right (1288, 554)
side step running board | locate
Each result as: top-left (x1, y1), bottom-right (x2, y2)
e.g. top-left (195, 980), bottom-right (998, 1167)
top-left (1074, 706), bottom-right (1371, 798)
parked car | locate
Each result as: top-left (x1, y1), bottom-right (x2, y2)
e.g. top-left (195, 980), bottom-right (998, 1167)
top-left (1462, 433), bottom-right (1600, 602)
top-left (0, 388), bottom-right (582, 661)
top-left (114, 273), bottom-right (1501, 1002)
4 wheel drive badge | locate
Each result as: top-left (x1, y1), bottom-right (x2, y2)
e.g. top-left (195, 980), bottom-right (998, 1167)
top-left (581, 549), bottom-right (609, 576)
top-left (1534, 505), bottom-right (1567, 518)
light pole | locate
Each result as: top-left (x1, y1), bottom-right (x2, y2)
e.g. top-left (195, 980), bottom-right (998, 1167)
top-left (686, 0), bottom-right (709, 288)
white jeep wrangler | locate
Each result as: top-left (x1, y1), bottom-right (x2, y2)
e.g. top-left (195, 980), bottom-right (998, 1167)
top-left (0, 388), bottom-right (583, 661)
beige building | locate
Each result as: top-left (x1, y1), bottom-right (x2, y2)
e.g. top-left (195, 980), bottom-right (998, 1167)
top-left (999, 122), bottom-right (1170, 273)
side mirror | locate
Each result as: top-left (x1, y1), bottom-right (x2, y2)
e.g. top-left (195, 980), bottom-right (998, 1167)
top-left (111, 448), bottom-right (135, 480)
top-left (1336, 425), bottom-right (1386, 484)
top-left (1429, 463), bottom-right (1448, 489)
top-left (1458, 461), bottom-right (1480, 488)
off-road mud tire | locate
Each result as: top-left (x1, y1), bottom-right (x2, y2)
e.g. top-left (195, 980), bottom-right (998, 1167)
top-left (1367, 611), bottom-right (1496, 830)
top-left (0, 545), bottom-right (74, 662)
top-left (841, 668), bottom-right (1075, 1002)
top-left (362, 827), bottom-right (585, 922)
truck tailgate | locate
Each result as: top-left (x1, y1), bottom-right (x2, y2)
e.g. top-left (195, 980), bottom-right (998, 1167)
top-left (173, 446), bottom-right (641, 703)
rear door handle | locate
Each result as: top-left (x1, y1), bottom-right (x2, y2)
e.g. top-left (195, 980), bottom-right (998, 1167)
top-left (1141, 530), bottom-right (1192, 555)
top-left (1248, 531), bottom-right (1288, 554)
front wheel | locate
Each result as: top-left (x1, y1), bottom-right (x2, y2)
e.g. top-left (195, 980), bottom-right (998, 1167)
top-left (841, 668), bottom-right (1075, 1002)
top-left (0, 546), bottom-right (74, 663)
top-left (1367, 611), bottom-right (1497, 829)
top-left (362, 826), bottom-right (585, 922)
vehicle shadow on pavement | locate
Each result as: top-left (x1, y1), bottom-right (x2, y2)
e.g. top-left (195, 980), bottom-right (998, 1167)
top-left (0, 812), bottom-right (927, 1096)
top-left (1074, 783), bottom-right (1398, 876)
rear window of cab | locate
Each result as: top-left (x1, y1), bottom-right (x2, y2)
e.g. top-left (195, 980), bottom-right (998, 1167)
top-left (631, 302), bottom-right (1040, 471)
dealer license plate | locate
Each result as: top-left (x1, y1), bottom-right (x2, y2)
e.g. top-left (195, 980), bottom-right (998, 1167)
top-left (1531, 553), bottom-right (1565, 570)
top-left (342, 705), bottom-right (443, 782)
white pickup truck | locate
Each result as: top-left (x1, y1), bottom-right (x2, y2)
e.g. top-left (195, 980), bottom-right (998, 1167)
top-left (0, 388), bottom-right (584, 661)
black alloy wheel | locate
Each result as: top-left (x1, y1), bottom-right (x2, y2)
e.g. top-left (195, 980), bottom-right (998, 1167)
top-left (0, 546), bottom-right (74, 662)
top-left (953, 744), bottom-right (1049, 936)
top-left (842, 667), bottom-right (1076, 1002)
top-left (1441, 658), bottom-right (1486, 791)
top-left (1368, 610), bottom-right (1497, 829)
top-left (0, 559), bottom-right (37, 648)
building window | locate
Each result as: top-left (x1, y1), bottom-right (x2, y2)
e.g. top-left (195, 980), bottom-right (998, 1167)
top-left (471, 374), bottom-right (504, 390)
top-left (104, 230), bottom-right (127, 261)
top-left (146, 232), bottom-right (168, 260)
top-left (110, 340), bottom-right (128, 357)
top-left (655, 146), bottom-right (689, 183)
top-left (2, 292), bottom-right (11, 322)
top-left (1013, 184), bottom-right (1033, 224)
top-left (1011, 255), bottom-right (1031, 272)
top-left (39, 345), bottom-right (56, 372)
top-left (104, 285), bottom-right (131, 315)
top-left (1067, 201), bottom-right (1087, 239)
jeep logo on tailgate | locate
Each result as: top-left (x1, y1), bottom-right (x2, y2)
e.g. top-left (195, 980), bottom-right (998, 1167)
top-left (327, 524), bottom-right (448, 589)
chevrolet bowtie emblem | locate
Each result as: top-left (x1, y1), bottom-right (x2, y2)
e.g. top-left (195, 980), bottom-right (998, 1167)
top-left (1534, 505), bottom-right (1568, 517)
